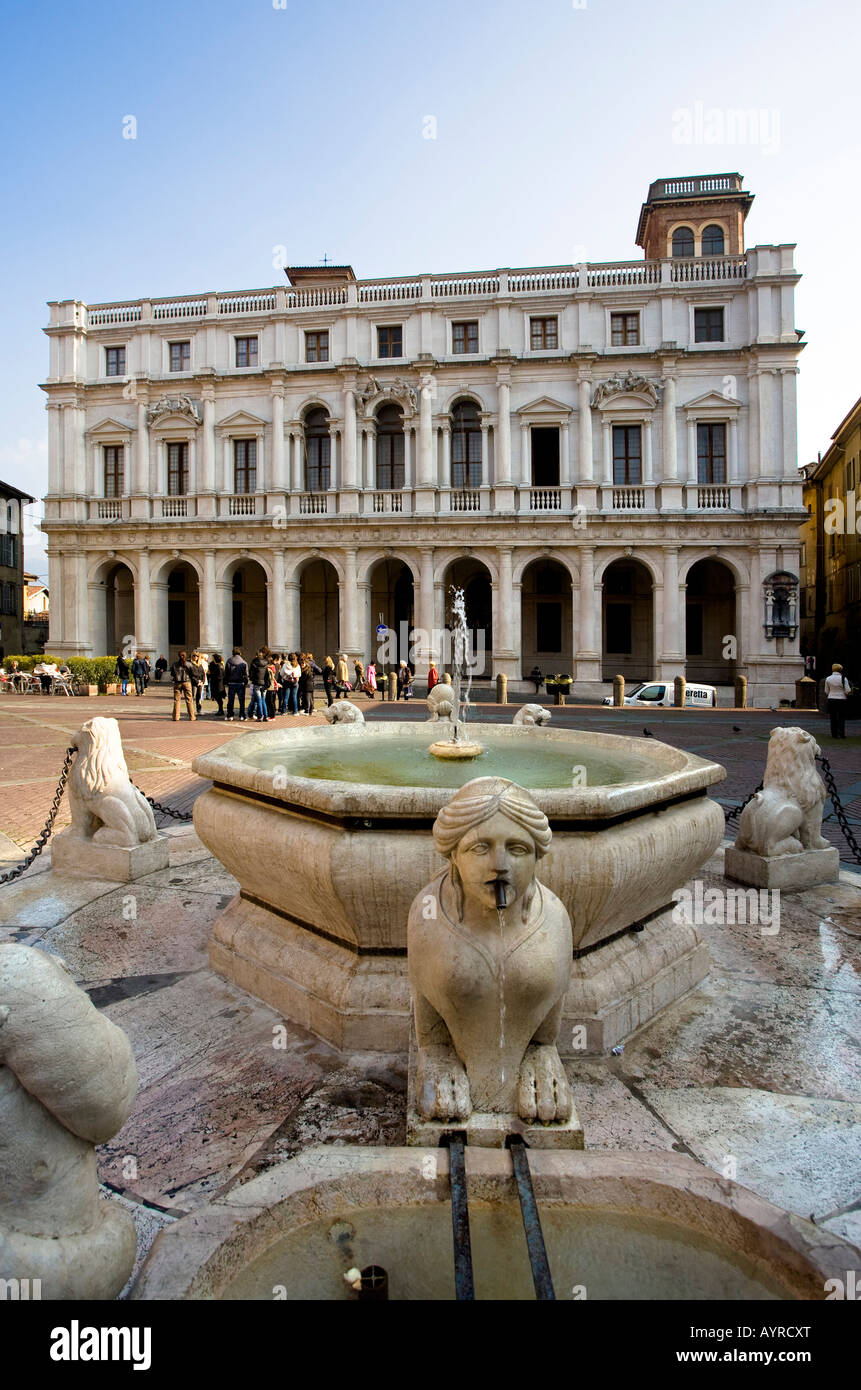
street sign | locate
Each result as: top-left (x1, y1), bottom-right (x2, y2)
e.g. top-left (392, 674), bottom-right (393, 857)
top-left (376, 624), bottom-right (387, 637)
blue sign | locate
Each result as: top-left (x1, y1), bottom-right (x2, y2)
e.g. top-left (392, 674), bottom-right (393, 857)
top-left (376, 624), bottom-right (388, 637)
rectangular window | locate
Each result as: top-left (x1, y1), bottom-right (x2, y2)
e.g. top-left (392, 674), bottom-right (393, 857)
top-left (105, 346), bottom-right (126, 376)
top-left (611, 312), bottom-right (640, 346)
top-left (376, 434), bottom-right (405, 490)
top-left (305, 331), bottom-right (329, 363)
top-left (235, 336), bottom-right (258, 368)
top-left (377, 325), bottom-right (403, 358)
top-left (536, 602), bottom-right (562, 653)
top-left (686, 604), bottom-right (704, 655)
top-left (306, 435), bottom-right (331, 492)
top-left (1, 581), bottom-right (17, 615)
top-left (0, 535), bottom-right (16, 568)
top-left (233, 438), bottom-right (257, 493)
top-left (612, 425), bottom-right (642, 485)
top-left (169, 341), bottom-right (190, 372)
top-left (104, 445), bottom-right (124, 498)
top-left (697, 422), bottom-right (727, 485)
top-left (694, 308), bottom-right (725, 343)
top-left (606, 605), bottom-right (632, 654)
top-left (167, 442), bottom-right (189, 496)
top-left (452, 321), bottom-right (479, 354)
top-left (530, 317), bottom-right (558, 350)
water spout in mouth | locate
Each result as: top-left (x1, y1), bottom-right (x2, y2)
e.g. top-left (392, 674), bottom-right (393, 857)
top-left (493, 879), bottom-right (512, 910)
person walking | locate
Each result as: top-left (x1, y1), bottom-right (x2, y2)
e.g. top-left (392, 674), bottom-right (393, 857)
top-left (824, 663), bottom-right (852, 739)
top-left (116, 654), bottom-right (130, 696)
top-left (170, 650), bottom-right (196, 722)
top-left (249, 648), bottom-right (271, 722)
top-left (266, 655), bottom-right (280, 719)
top-left (132, 653), bottom-right (147, 696)
top-left (335, 652), bottom-right (349, 697)
top-left (225, 647), bottom-right (248, 721)
top-left (354, 658), bottom-right (367, 697)
top-left (427, 661), bottom-right (439, 692)
top-left (154, 655), bottom-right (168, 684)
top-left (322, 656), bottom-right (336, 707)
top-left (284, 652), bottom-right (301, 714)
top-left (366, 661), bottom-right (377, 699)
top-left (208, 652), bottom-right (226, 718)
top-left (198, 652), bottom-right (210, 702)
top-left (397, 659), bottom-right (413, 700)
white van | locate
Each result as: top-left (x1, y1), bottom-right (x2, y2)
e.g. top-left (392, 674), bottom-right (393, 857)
top-left (602, 680), bottom-right (717, 708)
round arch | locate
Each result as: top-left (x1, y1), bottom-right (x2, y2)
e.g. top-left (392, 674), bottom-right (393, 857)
top-left (520, 557), bottom-right (573, 678)
top-left (285, 551), bottom-right (346, 588)
top-left (512, 549), bottom-right (578, 589)
top-left (153, 559), bottom-right (201, 663)
top-left (601, 556), bottom-right (654, 682)
top-left (595, 549), bottom-right (662, 588)
top-left (441, 556), bottom-right (493, 679)
top-left (300, 557), bottom-right (340, 660)
top-left (685, 556), bottom-right (738, 684)
top-left (679, 549), bottom-right (748, 589)
top-left (368, 555), bottom-right (415, 670)
top-left (89, 558), bottom-right (136, 657)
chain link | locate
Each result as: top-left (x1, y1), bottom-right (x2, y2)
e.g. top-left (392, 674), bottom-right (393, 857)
top-left (131, 785), bottom-right (194, 822)
top-left (723, 782), bottom-right (764, 823)
top-left (0, 747), bottom-right (76, 884)
top-left (816, 754), bottom-right (861, 866)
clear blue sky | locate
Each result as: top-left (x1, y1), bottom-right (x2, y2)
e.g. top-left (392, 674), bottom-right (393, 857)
top-left (1, 0), bottom-right (857, 579)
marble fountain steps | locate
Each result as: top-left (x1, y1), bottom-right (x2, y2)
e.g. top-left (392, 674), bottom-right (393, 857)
top-left (1, 826), bottom-right (860, 1284)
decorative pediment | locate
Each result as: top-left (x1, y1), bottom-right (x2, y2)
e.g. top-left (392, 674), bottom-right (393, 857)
top-left (216, 409), bottom-right (267, 434)
top-left (146, 395), bottom-right (202, 427)
top-left (85, 416), bottom-right (135, 439)
top-left (516, 395), bottom-right (573, 417)
top-left (358, 376), bottom-right (418, 415)
top-left (682, 390), bottom-right (740, 414)
top-left (592, 372), bottom-right (661, 409)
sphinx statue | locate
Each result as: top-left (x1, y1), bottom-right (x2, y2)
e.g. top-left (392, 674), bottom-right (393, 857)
top-left (407, 777), bottom-right (581, 1145)
top-left (0, 945), bottom-right (139, 1298)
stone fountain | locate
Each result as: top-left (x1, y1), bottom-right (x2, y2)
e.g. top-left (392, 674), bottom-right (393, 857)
top-left (428, 589), bottom-right (483, 761)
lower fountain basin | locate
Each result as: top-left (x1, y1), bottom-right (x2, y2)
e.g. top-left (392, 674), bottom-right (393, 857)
top-left (192, 722), bottom-right (725, 1052)
top-left (131, 1146), bottom-right (858, 1301)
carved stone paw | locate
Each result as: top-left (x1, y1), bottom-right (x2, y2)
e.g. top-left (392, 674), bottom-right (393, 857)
top-left (416, 1044), bottom-right (471, 1121)
top-left (517, 1043), bottom-right (572, 1124)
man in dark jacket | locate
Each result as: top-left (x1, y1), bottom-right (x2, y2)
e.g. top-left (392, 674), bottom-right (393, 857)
top-left (170, 651), bottom-right (196, 722)
top-left (208, 653), bottom-right (226, 718)
top-left (225, 648), bottom-right (249, 721)
top-left (132, 653), bottom-right (147, 696)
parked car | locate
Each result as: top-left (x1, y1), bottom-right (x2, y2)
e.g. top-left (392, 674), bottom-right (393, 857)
top-left (602, 680), bottom-right (718, 708)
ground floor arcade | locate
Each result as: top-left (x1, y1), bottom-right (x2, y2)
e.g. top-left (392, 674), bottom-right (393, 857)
top-left (45, 531), bottom-right (802, 703)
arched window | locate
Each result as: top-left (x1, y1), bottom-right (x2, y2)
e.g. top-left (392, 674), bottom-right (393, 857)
top-left (375, 404), bottom-right (404, 489)
top-left (304, 408), bottom-right (330, 492)
top-left (671, 226), bottom-right (695, 258)
top-left (451, 399), bottom-right (482, 489)
top-left (701, 224), bottom-right (725, 256)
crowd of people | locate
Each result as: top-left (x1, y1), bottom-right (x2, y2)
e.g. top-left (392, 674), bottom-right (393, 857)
top-left (166, 647), bottom-right (411, 722)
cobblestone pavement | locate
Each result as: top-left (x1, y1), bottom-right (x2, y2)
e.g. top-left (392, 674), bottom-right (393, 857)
top-left (1, 686), bottom-right (859, 870)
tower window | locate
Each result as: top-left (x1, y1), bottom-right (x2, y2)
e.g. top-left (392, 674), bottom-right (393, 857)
top-left (671, 227), bottom-right (695, 257)
top-left (701, 224), bottom-right (725, 255)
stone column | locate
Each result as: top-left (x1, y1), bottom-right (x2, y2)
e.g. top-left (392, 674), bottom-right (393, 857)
top-left (418, 376), bottom-right (434, 483)
top-left (136, 401), bottom-right (150, 494)
top-left (578, 379), bottom-right (593, 483)
top-left (200, 549), bottom-right (219, 649)
top-left (560, 422), bottom-right (571, 488)
top-left (662, 375), bottom-right (677, 480)
top-left (418, 547), bottom-right (435, 662)
top-left (577, 546), bottom-right (598, 659)
top-left (662, 547), bottom-right (683, 665)
top-left (441, 422), bottom-right (452, 489)
top-left (365, 428), bottom-right (376, 491)
top-left (291, 430), bottom-right (304, 492)
top-left (202, 392), bottom-right (216, 492)
top-left (520, 422), bottom-right (530, 488)
top-left (687, 418), bottom-right (698, 484)
top-left (342, 386), bottom-right (358, 489)
top-left (269, 549), bottom-right (288, 650)
top-left (340, 548), bottom-right (359, 653)
top-left (495, 547), bottom-right (514, 662)
top-left (47, 404), bottom-right (63, 495)
top-left (271, 390), bottom-right (286, 490)
top-left (285, 579), bottom-right (301, 648)
top-left (643, 418), bottom-right (653, 485)
top-left (496, 379), bottom-right (512, 484)
top-left (602, 420), bottom-right (613, 485)
top-left (134, 549), bottom-right (153, 654)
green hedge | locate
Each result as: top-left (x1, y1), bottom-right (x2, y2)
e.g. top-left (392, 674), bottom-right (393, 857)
top-left (4, 654), bottom-right (119, 692)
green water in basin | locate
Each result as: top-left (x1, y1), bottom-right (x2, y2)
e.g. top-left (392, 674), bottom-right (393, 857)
top-left (240, 733), bottom-right (659, 790)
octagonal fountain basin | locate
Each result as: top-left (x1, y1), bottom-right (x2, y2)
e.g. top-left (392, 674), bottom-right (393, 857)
top-left (192, 723), bottom-right (726, 1053)
top-left (132, 1147), bottom-right (859, 1301)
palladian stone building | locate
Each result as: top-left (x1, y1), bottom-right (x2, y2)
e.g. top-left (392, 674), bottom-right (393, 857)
top-left (41, 173), bottom-right (804, 701)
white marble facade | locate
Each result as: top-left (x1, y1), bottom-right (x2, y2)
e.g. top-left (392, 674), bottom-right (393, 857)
top-left (40, 180), bottom-right (804, 702)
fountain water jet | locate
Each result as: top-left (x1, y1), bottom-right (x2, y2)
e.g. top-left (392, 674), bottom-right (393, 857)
top-left (428, 587), bottom-right (484, 761)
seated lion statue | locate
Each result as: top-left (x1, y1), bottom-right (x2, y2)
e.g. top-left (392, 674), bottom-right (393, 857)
top-left (323, 700), bottom-right (365, 725)
top-left (513, 704), bottom-right (551, 727)
top-left (58, 716), bottom-right (157, 848)
top-left (735, 726), bottom-right (830, 858)
top-left (427, 681), bottom-right (455, 722)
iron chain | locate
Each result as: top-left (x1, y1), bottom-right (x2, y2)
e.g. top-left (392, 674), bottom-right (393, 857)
top-left (723, 782), bottom-right (763, 823)
top-left (0, 747), bottom-right (76, 885)
top-left (816, 754), bottom-right (861, 866)
top-left (132, 785), bottom-right (194, 822)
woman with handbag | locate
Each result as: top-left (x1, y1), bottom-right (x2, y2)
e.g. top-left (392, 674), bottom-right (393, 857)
top-left (824, 663), bottom-right (853, 739)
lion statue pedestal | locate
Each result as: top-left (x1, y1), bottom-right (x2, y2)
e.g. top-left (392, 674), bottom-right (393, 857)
top-left (725, 726), bottom-right (839, 890)
top-left (51, 717), bottom-right (170, 883)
